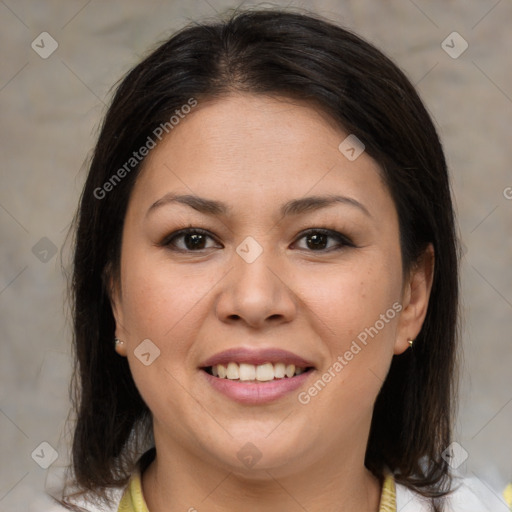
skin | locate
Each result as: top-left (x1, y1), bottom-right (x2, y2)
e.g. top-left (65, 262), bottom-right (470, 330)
top-left (110, 93), bottom-right (434, 512)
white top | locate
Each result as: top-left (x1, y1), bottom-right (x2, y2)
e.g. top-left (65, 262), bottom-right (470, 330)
top-left (33, 473), bottom-right (510, 511)
top-left (396, 474), bottom-right (510, 511)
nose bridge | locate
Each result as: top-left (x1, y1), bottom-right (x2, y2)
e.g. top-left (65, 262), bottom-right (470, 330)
top-left (215, 235), bottom-right (296, 327)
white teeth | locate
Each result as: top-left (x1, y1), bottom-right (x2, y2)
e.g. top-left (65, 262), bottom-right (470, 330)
top-left (274, 362), bottom-right (285, 378)
top-left (256, 363), bottom-right (274, 381)
top-left (217, 364), bottom-right (226, 379)
top-left (239, 363), bottom-right (256, 381)
top-left (209, 362), bottom-right (308, 381)
top-left (226, 362), bottom-right (239, 379)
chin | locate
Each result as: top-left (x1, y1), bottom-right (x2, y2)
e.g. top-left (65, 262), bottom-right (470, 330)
top-left (201, 433), bottom-right (310, 476)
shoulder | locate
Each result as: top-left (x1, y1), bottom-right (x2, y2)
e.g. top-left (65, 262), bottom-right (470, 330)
top-left (33, 487), bottom-right (124, 512)
top-left (71, 488), bottom-right (125, 512)
top-left (38, 451), bottom-right (155, 512)
top-left (395, 474), bottom-right (509, 512)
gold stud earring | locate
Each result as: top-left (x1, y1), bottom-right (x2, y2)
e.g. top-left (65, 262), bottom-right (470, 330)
top-left (408, 339), bottom-right (414, 348)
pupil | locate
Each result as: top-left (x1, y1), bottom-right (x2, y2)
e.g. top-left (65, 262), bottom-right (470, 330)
top-left (186, 233), bottom-right (205, 250)
top-left (307, 233), bottom-right (327, 250)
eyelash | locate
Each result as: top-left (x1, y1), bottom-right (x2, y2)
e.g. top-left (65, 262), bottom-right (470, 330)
top-left (159, 227), bottom-right (355, 253)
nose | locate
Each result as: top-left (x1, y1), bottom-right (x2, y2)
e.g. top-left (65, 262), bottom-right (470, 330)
top-left (214, 245), bottom-right (298, 329)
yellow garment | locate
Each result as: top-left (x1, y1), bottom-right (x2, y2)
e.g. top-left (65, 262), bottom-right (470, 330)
top-left (117, 469), bottom-right (397, 512)
top-left (117, 469), bottom-right (149, 512)
top-left (504, 482), bottom-right (512, 510)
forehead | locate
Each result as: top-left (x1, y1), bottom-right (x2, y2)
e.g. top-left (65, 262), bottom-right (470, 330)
top-left (130, 93), bottom-right (393, 219)
top-left (144, 94), bottom-right (349, 169)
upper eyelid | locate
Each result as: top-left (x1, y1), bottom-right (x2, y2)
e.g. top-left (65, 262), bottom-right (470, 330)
top-left (160, 227), bottom-right (218, 246)
top-left (294, 229), bottom-right (354, 249)
top-left (163, 227), bottom-right (353, 249)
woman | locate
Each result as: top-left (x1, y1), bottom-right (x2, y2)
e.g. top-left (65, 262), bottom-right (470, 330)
top-left (57, 7), bottom-right (510, 512)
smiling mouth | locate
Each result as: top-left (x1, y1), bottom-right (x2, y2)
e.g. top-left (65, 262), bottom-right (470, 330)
top-left (202, 362), bottom-right (315, 382)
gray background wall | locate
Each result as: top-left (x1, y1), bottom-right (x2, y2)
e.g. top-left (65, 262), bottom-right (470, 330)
top-left (1, 0), bottom-right (511, 510)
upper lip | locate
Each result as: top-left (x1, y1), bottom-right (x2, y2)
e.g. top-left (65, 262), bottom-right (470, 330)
top-left (200, 347), bottom-right (315, 369)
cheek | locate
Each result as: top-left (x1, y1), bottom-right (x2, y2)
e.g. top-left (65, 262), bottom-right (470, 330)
top-left (116, 254), bottom-right (207, 406)
top-left (118, 252), bottom-right (210, 421)
top-left (299, 259), bottom-right (401, 344)
top-left (120, 251), bottom-right (215, 340)
top-left (297, 258), bottom-right (401, 404)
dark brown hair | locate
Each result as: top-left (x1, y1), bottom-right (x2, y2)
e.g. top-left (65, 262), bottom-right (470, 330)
top-left (63, 7), bottom-right (460, 511)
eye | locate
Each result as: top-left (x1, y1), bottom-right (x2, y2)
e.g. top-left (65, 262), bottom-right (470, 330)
top-left (160, 228), bottom-right (221, 252)
top-left (293, 228), bottom-right (354, 252)
top-left (159, 227), bottom-right (354, 253)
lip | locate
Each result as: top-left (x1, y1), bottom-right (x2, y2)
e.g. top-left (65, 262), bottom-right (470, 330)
top-left (199, 347), bottom-right (315, 369)
top-left (200, 367), bottom-right (315, 404)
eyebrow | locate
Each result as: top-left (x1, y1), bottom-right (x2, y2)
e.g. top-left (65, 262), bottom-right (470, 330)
top-left (146, 193), bottom-right (371, 219)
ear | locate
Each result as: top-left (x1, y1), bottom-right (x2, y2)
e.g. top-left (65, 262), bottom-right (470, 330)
top-left (103, 264), bottom-right (128, 357)
top-left (394, 244), bottom-right (435, 355)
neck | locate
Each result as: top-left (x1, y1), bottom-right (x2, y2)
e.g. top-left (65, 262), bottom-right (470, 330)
top-left (142, 438), bottom-right (382, 512)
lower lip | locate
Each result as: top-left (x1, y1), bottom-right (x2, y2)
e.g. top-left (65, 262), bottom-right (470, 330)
top-left (200, 369), bottom-right (314, 404)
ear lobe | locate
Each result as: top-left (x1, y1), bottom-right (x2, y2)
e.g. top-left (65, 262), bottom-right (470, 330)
top-left (394, 244), bottom-right (435, 355)
top-left (102, 264), bottom-right (128, 357)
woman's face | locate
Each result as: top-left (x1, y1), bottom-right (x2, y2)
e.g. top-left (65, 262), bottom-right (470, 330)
top-left (111, 93), bottom-right (432, 477)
